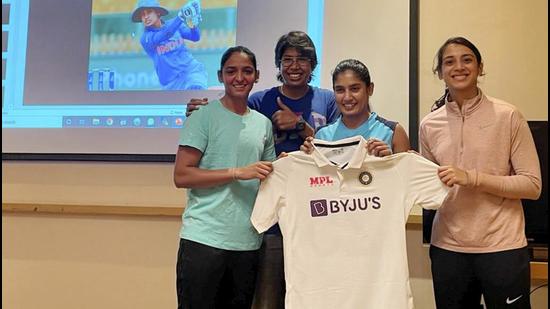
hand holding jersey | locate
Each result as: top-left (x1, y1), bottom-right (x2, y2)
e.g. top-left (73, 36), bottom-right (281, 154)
top-left (232, 161), bottom-right (274, 181)
top-left (178, 0), bottom-right (202, 28)
top-left (437, 165), bottom-right (469, 187)
top-left (365, 138), bottom-right (393, 156)
top-left (299, 136), bottom-right (314, 153)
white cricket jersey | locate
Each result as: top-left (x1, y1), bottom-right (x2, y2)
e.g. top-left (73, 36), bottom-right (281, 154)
top-left (251, 136), bottom-right (449, 309)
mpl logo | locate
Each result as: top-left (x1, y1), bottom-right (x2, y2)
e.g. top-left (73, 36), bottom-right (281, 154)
top-left (310, 200), bottom-right (329, 217)
top-left (309, 176), bottom-right (334, 187)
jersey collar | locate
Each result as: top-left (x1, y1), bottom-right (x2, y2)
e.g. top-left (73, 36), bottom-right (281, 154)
top-left (311, 136), bottom-right (368, 169)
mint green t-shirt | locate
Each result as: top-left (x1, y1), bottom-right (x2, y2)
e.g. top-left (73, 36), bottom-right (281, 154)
top-left (178, 100), bottom-right (276, 250)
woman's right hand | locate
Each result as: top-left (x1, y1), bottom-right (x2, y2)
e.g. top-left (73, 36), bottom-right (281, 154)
top-left (234, 161), bottom-right (273, 180)
top-left (300, 136), bottom-right (315, 154)
top-left (186, 98), bottom-right (209, 117)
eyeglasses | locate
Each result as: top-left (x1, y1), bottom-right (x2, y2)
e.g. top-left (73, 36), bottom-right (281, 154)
top-left (280, 57), bottom-right (311, 67)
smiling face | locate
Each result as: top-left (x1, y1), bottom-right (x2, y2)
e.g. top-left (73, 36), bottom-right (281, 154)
top-left (333, 69), bottom-right (373, 120)
top-left (439, 43), bottom-right (483, 98)
top-left (140, 8), bottom-right (162, 28)
top-left (279, 48), bottom-right (312, 88)
top-left (218, 51), bottom-right (259, 101)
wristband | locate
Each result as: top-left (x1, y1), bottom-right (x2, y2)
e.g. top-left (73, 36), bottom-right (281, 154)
top-left (230, 168), bottom-right (238, 180)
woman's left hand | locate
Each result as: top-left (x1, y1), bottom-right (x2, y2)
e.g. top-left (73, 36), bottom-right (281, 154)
top-left (277, 152), bottom-right (288, 159)
top-left (437, 166), bottom-right (468, 187)
top-left (366, 138), bottom-right (393, 157)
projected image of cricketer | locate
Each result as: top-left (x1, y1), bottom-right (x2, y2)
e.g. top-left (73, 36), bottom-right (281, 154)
top-left (131, 0), bottom-right (207, 90)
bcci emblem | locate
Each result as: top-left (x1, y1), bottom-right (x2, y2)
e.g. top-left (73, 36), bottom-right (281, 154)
top-left (358, 171), bottom-right (373, 185)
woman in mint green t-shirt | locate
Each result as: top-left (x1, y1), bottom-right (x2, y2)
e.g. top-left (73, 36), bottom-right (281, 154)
top-left (173, 46), bottom-right (276, 309)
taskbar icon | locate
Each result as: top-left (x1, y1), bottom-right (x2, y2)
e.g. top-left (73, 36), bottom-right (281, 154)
top-left (62, 116), bottom-right (185, 128)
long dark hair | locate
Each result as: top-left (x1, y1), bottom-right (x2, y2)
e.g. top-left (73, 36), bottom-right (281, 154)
top-left (431, 37), bottom-right (483, 111)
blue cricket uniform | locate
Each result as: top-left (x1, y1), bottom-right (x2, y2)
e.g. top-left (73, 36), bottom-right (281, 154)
top-left (141, 17), bottom-right (207, 90)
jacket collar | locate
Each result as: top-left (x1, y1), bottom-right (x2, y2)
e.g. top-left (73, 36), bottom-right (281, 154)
top-left (445, 88), bottom-right (484, 117)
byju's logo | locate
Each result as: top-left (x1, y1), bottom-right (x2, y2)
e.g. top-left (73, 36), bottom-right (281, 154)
top-left (309, 176), bottom-right (334, 187)
top-left (309, 197), bottom-right (382, 218)
top-left (310, 200), bottom-right (329, 217)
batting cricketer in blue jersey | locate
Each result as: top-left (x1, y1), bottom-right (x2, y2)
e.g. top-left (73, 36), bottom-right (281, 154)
top-left (132, 0), bottom-right (207, 90)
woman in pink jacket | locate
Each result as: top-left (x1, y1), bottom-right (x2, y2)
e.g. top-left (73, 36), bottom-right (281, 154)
top-left (420, 37), bottom-right (541, 309)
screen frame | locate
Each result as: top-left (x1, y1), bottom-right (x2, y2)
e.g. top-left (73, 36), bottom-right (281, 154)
top-left (2, 0), bottom-right (419, 162)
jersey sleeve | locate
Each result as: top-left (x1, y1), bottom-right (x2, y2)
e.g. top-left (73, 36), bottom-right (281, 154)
top-left (178, 23), bottom-right (201, 42)
top-left (251, 158), bottom-right (288, 233)
top-left (178, 106), bottom-right (209, 152)
top-left (141, 18), bottom-right (183, 50)
top-left (398, 153), bottom-right (449, 212)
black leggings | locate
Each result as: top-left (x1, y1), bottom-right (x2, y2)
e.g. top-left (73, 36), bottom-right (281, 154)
top-left (176, 239), bottom-right (260, 309)
top-left (430, 245), bottom-right (531, 309)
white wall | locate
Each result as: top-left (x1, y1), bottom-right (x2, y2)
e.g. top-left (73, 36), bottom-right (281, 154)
top-left (322, 0), bottom-right (410, 131)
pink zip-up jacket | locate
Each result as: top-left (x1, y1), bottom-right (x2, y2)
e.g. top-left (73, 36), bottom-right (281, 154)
top-left (419, 89), bottom-right (541, 253)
